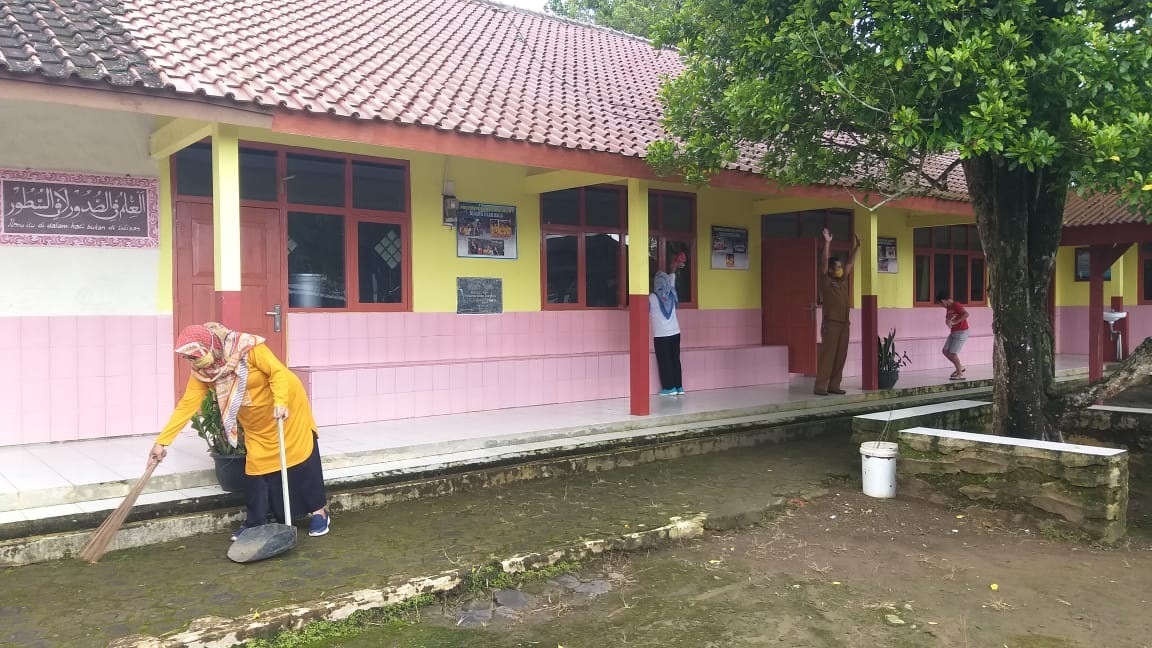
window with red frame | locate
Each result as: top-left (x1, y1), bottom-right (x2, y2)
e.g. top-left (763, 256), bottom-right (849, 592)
top-left (1140, 243), bottom-right (1152, 303)
top-left (541, 186), bottom-right (627, 308)
top-left (648, 191), bottom-right (696, 306)
top-left (913, 225), bottom-right (986, 305)
top-left (762, 209), bottom-right (854, 304)
top-left (173, 144), bottom-right (411, 311)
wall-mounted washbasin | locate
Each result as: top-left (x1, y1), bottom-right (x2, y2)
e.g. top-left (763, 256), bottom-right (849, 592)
top-left (1104, 311), bottom-right (1128, 325)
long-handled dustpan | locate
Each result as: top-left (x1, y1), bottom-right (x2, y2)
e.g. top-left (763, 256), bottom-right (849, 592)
top-left (227, 418), bottom-right (297, 563)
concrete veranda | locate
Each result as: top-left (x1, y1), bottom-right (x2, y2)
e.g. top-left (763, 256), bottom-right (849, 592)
top-left (0, 356), bottom-right (1089, 530)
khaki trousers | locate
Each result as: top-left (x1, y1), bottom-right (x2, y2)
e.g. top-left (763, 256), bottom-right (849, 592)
top-left (815, 320), bottom-right (850, 392)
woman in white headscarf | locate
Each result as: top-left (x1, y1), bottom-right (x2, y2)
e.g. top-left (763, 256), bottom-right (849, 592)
top-left (649, 252), bottom-right (686, 396)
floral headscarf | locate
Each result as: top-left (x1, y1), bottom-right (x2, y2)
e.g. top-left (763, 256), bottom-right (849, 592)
top-left (653, 271), bottom-right (678, 320)
top-left (174, 323), bottom-right (265, 448)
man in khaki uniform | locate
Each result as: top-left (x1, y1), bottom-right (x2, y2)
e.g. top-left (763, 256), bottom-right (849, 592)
top-left (815, 228), bottom-right (861, 395)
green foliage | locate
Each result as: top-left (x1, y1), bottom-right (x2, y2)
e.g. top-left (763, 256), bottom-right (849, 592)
top-left (545, 0), bottom-right (680, 38)
top-left (649, 0), bottom-right (1152, 212)
top-left (190, 389), bottom-right (246, 456)
top-left (878, 329), bottom-right (911, 373)
top-left (241, 594), bottom-right (436, 647)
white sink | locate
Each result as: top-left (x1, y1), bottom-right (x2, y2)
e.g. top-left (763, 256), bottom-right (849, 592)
top-left (1104, 311), bottom-right (1128, 324)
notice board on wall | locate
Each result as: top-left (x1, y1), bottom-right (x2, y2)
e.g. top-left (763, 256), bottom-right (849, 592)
top-left (457, 277), bottom-right (503, 314)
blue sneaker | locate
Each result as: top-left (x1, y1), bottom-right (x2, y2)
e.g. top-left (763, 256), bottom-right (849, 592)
top-left (658, 388), bottom-right (677, 396)
top-left (231, 526), bottom-right (249, 542)
top-left (309, 511), bottom-right (331, 537)
top-left (675, 387), bottom-right (685, 395)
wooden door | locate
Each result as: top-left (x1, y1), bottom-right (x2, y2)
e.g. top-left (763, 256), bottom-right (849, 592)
top-left (761, 238), bottom-right (819, 375)
top-left (173, 202), bottom-right (285, 397)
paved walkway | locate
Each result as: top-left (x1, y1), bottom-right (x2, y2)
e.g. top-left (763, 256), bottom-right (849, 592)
top-left (0, 357), bottom-right (1089, 528)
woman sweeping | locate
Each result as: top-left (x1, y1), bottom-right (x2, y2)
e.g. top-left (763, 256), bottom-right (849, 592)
top-left (649, 252), bottom-right (686, 396)
top-left (149, 323), bottom-right (331, 539)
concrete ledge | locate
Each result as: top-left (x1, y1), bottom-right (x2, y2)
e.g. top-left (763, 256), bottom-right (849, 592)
top-left (850, 399), bottom-right (991, 444)
top-left (897, 426), bottom-right (1129, 543)
top-left (1066, 405), bottom-right (1152, 452)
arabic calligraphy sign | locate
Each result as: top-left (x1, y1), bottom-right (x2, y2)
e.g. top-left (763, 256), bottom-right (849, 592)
top-left (0, 168), bottom-right (159, 248)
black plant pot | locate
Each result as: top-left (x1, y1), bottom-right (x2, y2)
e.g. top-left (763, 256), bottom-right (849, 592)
top-left (877, 370), bottom-right (900, 390)
top-left (212, 453), bottom-right (247, 493)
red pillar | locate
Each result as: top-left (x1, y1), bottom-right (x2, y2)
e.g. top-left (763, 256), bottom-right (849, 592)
top-left (216, 291), bottom-right (243, 328)
top-left (861, 294), bottom-right (879, 390)
top-left (1087, 244), bottom-right (1131, 380)
top-left (629, 296), bottom-right (650, 416)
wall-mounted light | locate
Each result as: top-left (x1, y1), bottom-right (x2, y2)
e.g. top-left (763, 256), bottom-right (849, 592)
top-left (443, 179), bottom-right (458, 226)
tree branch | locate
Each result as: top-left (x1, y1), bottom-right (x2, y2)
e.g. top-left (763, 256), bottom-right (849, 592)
top-left (1048, 336), bottom-right (1152, 427)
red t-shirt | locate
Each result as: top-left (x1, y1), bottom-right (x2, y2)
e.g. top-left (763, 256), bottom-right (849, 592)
top-left (947, 302), bottom-right (969, 332)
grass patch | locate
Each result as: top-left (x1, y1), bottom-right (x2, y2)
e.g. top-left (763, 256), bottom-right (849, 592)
top-left (240, 594), bottom-right (436, 648)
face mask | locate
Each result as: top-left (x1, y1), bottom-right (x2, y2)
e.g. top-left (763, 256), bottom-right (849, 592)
top-left (190, 353), bottom-right (215, 370)
top-left (832, 268), bottom-right (844, 279)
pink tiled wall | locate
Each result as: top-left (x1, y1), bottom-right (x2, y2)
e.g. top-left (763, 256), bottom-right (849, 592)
top-left (0, 315), bottom-right (174, 447)
top-left (286, 309), bottom-right (788, 426)
top-left (1057, 305), bottom-right (1152, 355)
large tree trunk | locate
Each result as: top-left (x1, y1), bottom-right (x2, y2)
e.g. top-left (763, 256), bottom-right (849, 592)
top-left (962, 155), bottom-right (1067, 441)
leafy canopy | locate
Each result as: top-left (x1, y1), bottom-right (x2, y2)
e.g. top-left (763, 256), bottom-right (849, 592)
top-left (545, 0), bottom-right (679, 38)
top-left (648, 0), bottom-right (1152, 211)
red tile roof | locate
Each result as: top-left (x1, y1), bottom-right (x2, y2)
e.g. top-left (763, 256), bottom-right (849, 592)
top-left (0, 0), bottom-right (1135, 224)
top-left (1063, 192), bottom-right (1144, 228)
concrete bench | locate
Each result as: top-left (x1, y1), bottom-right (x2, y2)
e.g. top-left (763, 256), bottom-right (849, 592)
top-left (851, 399), bottom-right (991, 444)
top-left (897, 427), bottom-right (1128, 542)
top-left (1066, 405), bottom-right (1152, 452)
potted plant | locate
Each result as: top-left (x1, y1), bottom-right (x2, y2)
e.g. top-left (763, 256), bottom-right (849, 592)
top-left (190, 390), bottom-right (247, 493)
top-left (878, 329), bottom-right (912, 390)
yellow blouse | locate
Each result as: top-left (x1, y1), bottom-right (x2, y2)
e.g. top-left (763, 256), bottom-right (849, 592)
top-left (156, 344), bottom-right (319, 476)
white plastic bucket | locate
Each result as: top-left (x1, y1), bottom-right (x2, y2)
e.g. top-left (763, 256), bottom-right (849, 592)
top-left (860, 441), bottom-right (899, 498)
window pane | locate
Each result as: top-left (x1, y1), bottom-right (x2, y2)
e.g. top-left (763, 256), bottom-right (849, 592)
top-left (353, 161), bottom-right (405, 211)
top-left (827, 210), bottom-right (852, 241)
top-left (175, 144), bottom-right (212, 196)
top-left (798, 210), bottom-right (827, 239)
top-left (545, 234), bottom-right (579, 303)
top-left (666, 240), bottom-right (692, 302)
top-left (585, 233), bottom-right (622, 307)
top-left (968, 226), bottom-right (983, 250)
top-left (762, 214), bottom-right (797, 238)
top-left (953, 255), bottom-right (969, 304)
top-left (1144, 259), bottom-right (1152, 302)
top-left (585, 187), bottom-right (622, 228)
top-left (913, 228), bottom-right (931, 248)
top-left (933, 253), bottom-right (951, 301)
top-left (287, 212), bottom-right (346, 308)
top-left (1143, 243), bottom-right (1152, 255)
top-left (949, 225), bottom-right (968, 250)
top-left (357, 222), bottom-right (403, 304)
top-left (240, 148), bottom-right (278, 202)
top-left (971, 258), bottom-right (986, 302)
top-left (915, 255), bottom-right (931, 302)
top-left (542, 189), bottom-right (580, 226)
top-left (932, 226), bottom-right (949, 248)
top-left (286, 154), bottom-right (345, 207)
top-left (661, 195), bottom-right (694, 232)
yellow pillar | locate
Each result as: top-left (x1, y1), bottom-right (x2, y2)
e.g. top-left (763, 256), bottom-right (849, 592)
top-left (855, 207), bottom-right (879, 301)
top-left (855, 207), bottom-right (880, 390)
top-left (212, 124), bottom-right (241, 292)
top-left (627, 179), bottom-right (650, 415)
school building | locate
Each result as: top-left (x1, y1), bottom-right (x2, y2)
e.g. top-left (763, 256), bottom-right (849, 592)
top-left (1, 0), bottom-right (1149, 448)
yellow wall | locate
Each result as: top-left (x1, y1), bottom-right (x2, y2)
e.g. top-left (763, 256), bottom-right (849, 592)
top-left (695, 187), bottom-right (761, 309)
top-left (1054, 245), bottom-right (1128, 307)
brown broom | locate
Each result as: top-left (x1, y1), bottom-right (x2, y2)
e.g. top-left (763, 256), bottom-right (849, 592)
top-left (77, 458), bottom-right (160, 563)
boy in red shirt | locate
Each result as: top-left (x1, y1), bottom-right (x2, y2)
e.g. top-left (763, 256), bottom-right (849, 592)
top-left (936, 290), bottom-right (969, 380)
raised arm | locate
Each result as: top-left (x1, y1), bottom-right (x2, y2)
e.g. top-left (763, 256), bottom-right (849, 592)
top-left (821, 228), bottom-right (832, 271)
top-left (844, 234), bottom-right (862, 275)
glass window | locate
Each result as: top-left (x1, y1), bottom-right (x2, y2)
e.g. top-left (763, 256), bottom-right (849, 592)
top-left (352, 162), bottom-right (405, 212)
top-left (1144, 258), bottom-right (1152, 302)
top-left (762, 214), bottom-right (797, 238)
top-left (666, 240), bottom-right (692, 302)
top-left (585, 233), bottom-right (622, 307)
top-left (286, 154), bottom-right (345, 207)
top-left (584, 187), bottom-right (622, 228)
top-left (287, 212), bottom-right (346, 308)
top-left (542, 189), bottom-right (580, 225)
top-left (971, 258), bottom-right (986, 302)
top-left (933, 253), bottom-right (951, 301)
top-left (915, 255), bottom-right (931, 302)
top-left (545, 234), bottom-right (579, 304)
top-left (239, 148), bottom-right (278, 202)
top-left (913, 228), bottom-right (931, 248)
top-left (932, 226), bottom-right (949, 248)
top-left (661, 195), bottom-right (694, 232)
top-left (952, 255), bottom-right (969, 304)
top-left (827, 211), bottom-right (852, 241)
top-left (175, 144), bottom-right (212, 197)
top-left (798, 210), bottom-right (827, 239)
top-left (357, 221), bottom-right (403, 304)
top-left (950, 225), bottom-right (968, 250)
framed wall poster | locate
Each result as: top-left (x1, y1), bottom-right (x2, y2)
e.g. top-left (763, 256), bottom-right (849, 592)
top-left (709, 225), bottom-right (749, 270)
top-left (877, 236), bottom-right (898, 273)
top-left (456, 201), bottom-right (518, 259)
top-left (0, 168), bottom-right (159, 248)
